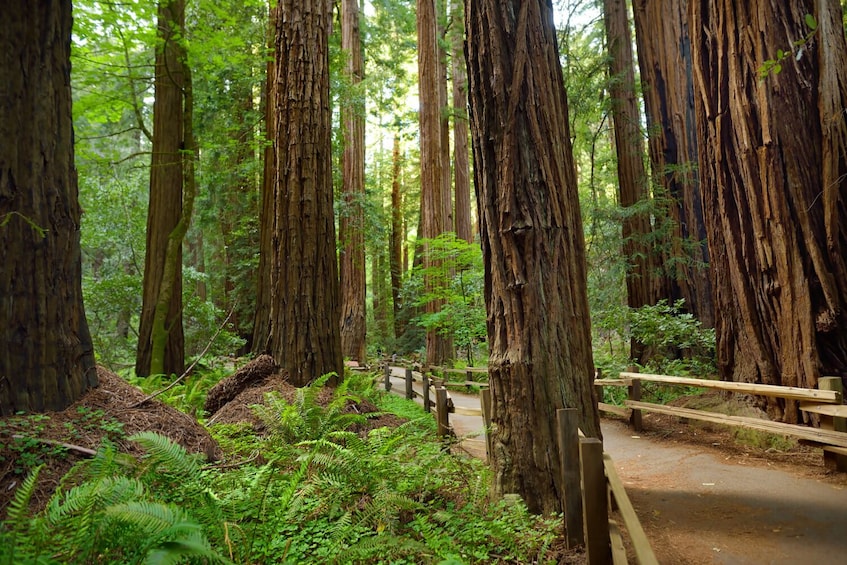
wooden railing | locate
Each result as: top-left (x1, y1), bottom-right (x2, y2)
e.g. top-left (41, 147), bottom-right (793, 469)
top-left (596, 370), bottom-right (847, 471)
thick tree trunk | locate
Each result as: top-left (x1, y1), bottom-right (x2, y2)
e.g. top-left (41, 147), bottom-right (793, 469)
top-left (0, 0), bottom-right (98, 414)
top-left (417, 0), bottom-right (452, 366)
top-left (136, 0), bottom-right (186, 377)
top-left (603, 0), bottom-right (655, 361)
top-left (451, 0), bottom-right (473, 244)
top-left (339, 0), bottom-right (367, 363)
top-left (390, 136), bottom-right (405, 338)
top-left (632, 0), bottom-right (713, 327)
top-left (691, 0), bottom-right (847, 420)
top-left (466, 0), bottom-right (601, 514)
top-left (256, 0), bottom-right (343, 386)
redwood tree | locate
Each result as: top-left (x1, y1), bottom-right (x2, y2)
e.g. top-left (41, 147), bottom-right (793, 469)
top-left (466, 0), bottom-right (601, 514)
top-left (603, 0), bottom-right (655, 360)
top-left (136, 0), bottom-right (187, 377)
top-left (0, 0), bottom-right (98, 414)
top-left (632, 0), bottom-right (713, 327)
top-left (450, 0), bottom-right (473, 243)
top-left (254, 0), bottom-right (342, 385)
top-left (691, 0), bottom-right (847, 420)
top-left (339, 0), bottom-right (367, 363)
top-left (418, 0), bottom-right (452, 366)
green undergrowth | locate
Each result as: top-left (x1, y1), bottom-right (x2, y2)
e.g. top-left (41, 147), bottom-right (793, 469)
top-left (1, 368), bottom-right (562, 564)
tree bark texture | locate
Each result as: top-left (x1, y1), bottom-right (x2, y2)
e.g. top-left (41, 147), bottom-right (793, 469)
top-left (136, 0), bottom-right (186, 377)
top-left (0, 0), bottom-right (98, 414)
top-left (632, 0), bottom-right (714, 328)
top-left (390, 136), bottom-right (405, 338)
top-left (451, 0), bottom-right (474, 243)
top-left (603, 0), bottom-right (655, 361)
top-left (691, 0), bottom-right (847, 420)
top-left (339, 0), bottom-right (368, 363)
top-left (418, 0), bottom-right (452, 366)
top-left (258, 0), bottom-right (343, 386)
top-left (466, 0), bottom-right (602, 514)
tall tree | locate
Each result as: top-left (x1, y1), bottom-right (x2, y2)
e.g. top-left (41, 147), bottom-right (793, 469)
top-left (390, 136), bottom-right (405, 338)
top-left (254, 0), bottom-right (342, 385)
top-left (466, 0), bottom-right (601, 514)
top-left (339, 0), bottom-right (367, 363)
top-left (0, 0), bottom-right (98, 414)
top-left (418, 0), bottom-right (452, 365)
top-left (603, 0), bottom-right (655, 360)
top-left (632, 0), bottom-right (714, 328)
top-left (136, 0), bottom-right (187, 377)
top-left (691, 0), bottom-right (847, 420)
top-left (450, 0), bottom-right (473, 243)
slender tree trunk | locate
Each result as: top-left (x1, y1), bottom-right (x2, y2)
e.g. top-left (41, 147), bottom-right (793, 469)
top-left (632, 0), bottom-right (713, 327)
top-left (466, 0), bottom-right (601, 514)
top-left (339, 0), bottom-right (367, 363)
top-left (0, 0), bottom-right (98, 414)
top-left (136, 0), bottom-right (186, 377)
top-left (451, 0), bottom-right (473, 243)
top-left (390, 136), bottom-right (405, 338)
top-left (603, 0), bottom-right (655, 361)
top-left (252, 4), bottom-right (277, 355)
top-left (255, 0), bottom-right (343, 385)
top-left (418, 0), bottom-right (452, 366)
top-left (691, 0), bottom-right (847, 420)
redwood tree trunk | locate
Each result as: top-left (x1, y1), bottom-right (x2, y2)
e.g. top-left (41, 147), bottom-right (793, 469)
top-left (390, 136), bottom-right (405, 338)
top-left (466, 0), bottom-right (601, 514)
top-left (603, 0), bottom-right (655, 361)
top-left (633, 0), bottom-right (713, 327)
top-left (451, 0), bottom-right (473, 244)
top-left (691, 0), bottom-right (847, 420)
top-left (418, 0), bottom-right (452, 366)
top-left (0, 0), bottom-right (98, 414)
top-left (136, 0), bottom-right (186, 377)
top-left (339, 0), bottom-right (367, 363)
top-left (256, 0), bottom-right (343, 385)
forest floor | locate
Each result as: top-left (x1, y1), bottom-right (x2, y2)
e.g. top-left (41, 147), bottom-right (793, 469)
top-left (387, 368), bottom-right (847, 564)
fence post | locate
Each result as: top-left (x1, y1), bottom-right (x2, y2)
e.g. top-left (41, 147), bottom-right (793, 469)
top-left (594, 368), bottom-right (604, 408)
top-left (558, 408), bottom-right (584, 549)
top-left (436, 387), bottom-right (449, 437)
top-left (481, 387), bottom-right (493, 460)
top-left (627, 366), bottom-right (642, 432)
top-left (423, 373), bottom-right (431, 413)
top-left (580, 437), bottom-right (610, 565)
top-left (383, 363), bottom-right (391, 392)
top-left (405, 367), bottom-right (414, 400)
top-left (819, 376), bottom-right (847, 471)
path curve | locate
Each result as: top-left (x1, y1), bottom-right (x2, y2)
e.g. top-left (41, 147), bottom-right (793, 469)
top-left (385, 366), bottom-right (847, 564)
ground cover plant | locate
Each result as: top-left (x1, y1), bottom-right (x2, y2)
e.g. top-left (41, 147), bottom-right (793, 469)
top-left (0, 361), bottom-right (570, 564)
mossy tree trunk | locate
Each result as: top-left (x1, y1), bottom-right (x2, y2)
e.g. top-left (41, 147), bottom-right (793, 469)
top-left (0, 0), bottom-right (98, 414)
top-left (466, 0), bottom-right (601, 515)
top-left (136, 0), bottom-right (187, 378)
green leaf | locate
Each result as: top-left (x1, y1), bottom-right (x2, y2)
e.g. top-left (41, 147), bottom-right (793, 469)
top-left (805, 13), bottom-right (818, 31)
top-left (776, 49), bottom-right (784, 60)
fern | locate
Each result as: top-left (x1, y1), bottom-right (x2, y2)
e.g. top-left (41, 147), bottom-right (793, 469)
top-left (129, 431), bottom-right (202, 478)
top-left (0, 464), bottom-right (43, 565)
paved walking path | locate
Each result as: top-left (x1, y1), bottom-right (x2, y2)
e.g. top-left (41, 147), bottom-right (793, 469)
top-left (385, 366), bottom-right (847, 564)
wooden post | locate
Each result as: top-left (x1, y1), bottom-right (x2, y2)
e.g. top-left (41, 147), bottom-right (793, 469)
top-left (627, 366), bottom-right (642, 432)
top-left (481, 387), bottom-right (493, 460)
top-left (594, 368), bottom-right (604, 408)
top-left (423, 373), bottom-right (431, 413)
top-left (384, 363), bottom-right (391, 392)
top-left (819, 376), bottom-right (847, 471)
top-left (580, 437), bottom-right (610, 565)
top-left (405, 367), bottom-right (414, 400)
top-left (558, 408), bottom-right (584, 549)
top-left (436, 387), bottom-right (449, 437)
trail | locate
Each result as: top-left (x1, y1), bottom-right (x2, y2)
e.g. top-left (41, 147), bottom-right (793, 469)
top-left (386, 367), bottom-right (847, 564)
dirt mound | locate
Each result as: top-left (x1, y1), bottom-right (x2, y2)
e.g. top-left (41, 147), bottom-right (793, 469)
top-left (204, 354), bottom-right (279, 416)
top-left (0, 366), bottom-right (220, 516)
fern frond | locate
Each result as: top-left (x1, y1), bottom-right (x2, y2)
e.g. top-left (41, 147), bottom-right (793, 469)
top-left (128, 432), bottom-right (201, 478)
top-left (5, 464), bottom-right (42, 528)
